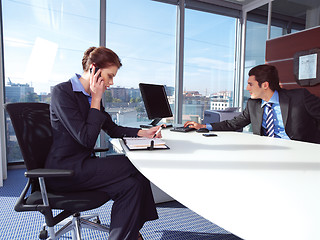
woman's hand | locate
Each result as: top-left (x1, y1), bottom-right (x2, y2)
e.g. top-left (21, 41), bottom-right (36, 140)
top-left (183, 121), bottom-right (206, 130)
top-left (90, 65), bottom-right (104, 110)
top-left (137, 125), bottom-right (163, 138)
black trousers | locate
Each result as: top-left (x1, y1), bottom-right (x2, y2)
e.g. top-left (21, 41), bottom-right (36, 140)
top-left (47, 155), bottom-right (159, 240)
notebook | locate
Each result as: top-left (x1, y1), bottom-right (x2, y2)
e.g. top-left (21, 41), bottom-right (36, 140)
top-left (122, 137), bottom-right (169, 150)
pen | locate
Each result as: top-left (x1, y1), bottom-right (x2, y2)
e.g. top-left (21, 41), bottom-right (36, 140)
top-left (153, 126), bottom-right (162, 138)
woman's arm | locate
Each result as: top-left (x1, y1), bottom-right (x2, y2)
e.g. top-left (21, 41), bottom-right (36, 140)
top-left (51, 82), bottom-right (106, 149)
top-left (100, 105), bottom-right (162, 139)
top-left (100, 108), bottom-right (140, 138)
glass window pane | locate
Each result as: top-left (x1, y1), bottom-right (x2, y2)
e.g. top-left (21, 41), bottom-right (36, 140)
top-left (105, 0), bottom-right (176, 127)
top-left (271, 0), bottom-right (320, 35)
top-left (183, 9), bottom-right (236, 123)
top-left (2, 0), bottom-right (99, 163)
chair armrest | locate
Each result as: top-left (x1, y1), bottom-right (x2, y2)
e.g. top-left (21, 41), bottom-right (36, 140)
top-left (25, 168), bottom-right (74, 178)
top-left (94, 147), bottom-right (109, 152)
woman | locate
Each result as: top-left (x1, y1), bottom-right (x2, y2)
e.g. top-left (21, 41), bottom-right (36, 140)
top-left (45, 46), bottom-right (159, 240)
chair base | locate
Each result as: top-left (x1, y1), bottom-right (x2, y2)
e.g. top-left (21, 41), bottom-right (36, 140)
top-left (42, 213), bottom-right (109, 240)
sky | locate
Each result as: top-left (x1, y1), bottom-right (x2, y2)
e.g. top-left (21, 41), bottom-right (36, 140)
top-left (2, 0), bottom-right (237, 95)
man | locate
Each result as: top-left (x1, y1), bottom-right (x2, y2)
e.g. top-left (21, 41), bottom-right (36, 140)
top-left (184, 64), bottom-right (320, 144)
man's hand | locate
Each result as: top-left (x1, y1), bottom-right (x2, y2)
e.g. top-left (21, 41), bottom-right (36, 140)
top-left (184, 121), bottom-right (206, 130)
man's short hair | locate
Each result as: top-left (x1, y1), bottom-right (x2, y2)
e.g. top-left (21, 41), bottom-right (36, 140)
top-left (249, 64), bottom-right (281, 91)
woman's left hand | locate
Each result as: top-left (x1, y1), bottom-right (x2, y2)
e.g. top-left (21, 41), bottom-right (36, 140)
top-left (137, 125), bottom-right (163, 138)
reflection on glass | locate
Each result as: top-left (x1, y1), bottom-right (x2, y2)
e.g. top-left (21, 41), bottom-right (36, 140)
top-left (183, 9), bottom-right (236, 123)
top-left (105, 0), bottom-right (176, 127)
top-left (2, 0), bottom-right (99, 163)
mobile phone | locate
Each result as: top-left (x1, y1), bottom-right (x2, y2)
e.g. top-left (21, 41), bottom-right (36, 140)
top-left (90, 65), bottom-right (101, 78)
top-left (202, 133), bottom-right (218, 137)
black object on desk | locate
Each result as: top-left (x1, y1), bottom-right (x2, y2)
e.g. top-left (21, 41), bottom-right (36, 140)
top-left (147, 140), bottom-right (154, 150)
top-left (140, 123), bottom-right (173, 129)
top-left (203, 133), bottom-right (218, 137)
top-left (170, 126), bottom-right (196, 132)
top-left (196, 128), bottom-right (209, 133)
top-left (139, 83), bottom-right (173, 128)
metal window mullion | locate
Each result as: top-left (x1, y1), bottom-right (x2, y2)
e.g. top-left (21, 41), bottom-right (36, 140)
top-left (174, 0), bottom-right (185, 124)
top-left (100, 0), bottom-right (106, 47)
top-left (0, 0), bottom-right (7, 183)
top-left (233, 18), bottom-right (241, 108)
top-left (267, 0), bottom-right (272, 40)
top-left (99, 0), bottom-right (107, 153)
top-left (239, 10), bottom-right (247, 111)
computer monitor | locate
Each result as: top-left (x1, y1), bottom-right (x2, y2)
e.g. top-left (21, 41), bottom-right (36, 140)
top-left (139, 83), bottom-right (173, 128)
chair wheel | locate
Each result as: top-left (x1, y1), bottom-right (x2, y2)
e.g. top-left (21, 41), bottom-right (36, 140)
top-left (39, 229), bottom-right (48, 239)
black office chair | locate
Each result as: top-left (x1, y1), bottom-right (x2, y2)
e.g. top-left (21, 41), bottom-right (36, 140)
top-left (5, 102), bottom-right (110, 240)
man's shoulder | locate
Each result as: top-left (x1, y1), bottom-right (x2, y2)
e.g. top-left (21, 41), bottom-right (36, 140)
top-left (279, 88), bottom-right (308, 95)
top-left (247, 98), bottom-right (262, 106)
top-left (279, 88), bottom-right (312, 101)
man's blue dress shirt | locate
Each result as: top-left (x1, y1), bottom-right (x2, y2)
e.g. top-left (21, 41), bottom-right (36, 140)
top-left (207, 90), bottom-right (289, 139)
top-left (261, 90), bottom-right (289, 139)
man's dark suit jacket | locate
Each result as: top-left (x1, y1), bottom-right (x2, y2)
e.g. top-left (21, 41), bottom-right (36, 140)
top-left (45, 80), bottom-right (140, 178)
top-left (210, 88), bottom-right (320, 144)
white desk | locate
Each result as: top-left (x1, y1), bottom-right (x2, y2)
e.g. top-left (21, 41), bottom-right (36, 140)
top-left (115, 130), bottom-right (320, 240)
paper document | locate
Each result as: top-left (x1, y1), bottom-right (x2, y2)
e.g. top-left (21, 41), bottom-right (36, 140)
top-left (123, 137), bottom-right (168, 150)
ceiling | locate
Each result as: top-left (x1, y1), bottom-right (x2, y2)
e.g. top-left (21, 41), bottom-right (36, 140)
top-left (222, 0), bottom-right (320, 9)
top-left (208, 0), bottom-right (320, 24)
top-left (223, 0), bottom-right (256, 5)
top-left (208, 0), bottom-right (320, 16)
top-left (193, 0), bottom-right (320, 31)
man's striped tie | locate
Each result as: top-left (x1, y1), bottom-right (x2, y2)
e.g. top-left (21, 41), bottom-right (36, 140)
top-left (265, 103), bottom-right (274, 137)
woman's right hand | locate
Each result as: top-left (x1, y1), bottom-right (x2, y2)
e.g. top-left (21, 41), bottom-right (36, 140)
top-left (90, 65), bottom-right (104, 109)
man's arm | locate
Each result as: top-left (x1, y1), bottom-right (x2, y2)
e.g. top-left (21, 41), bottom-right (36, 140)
top-left (184, 100), bottom-right (255, 131)
top-left (303, 88), bottom-right (320, 120)
top-left (209, 108), bottom-right (251, 131)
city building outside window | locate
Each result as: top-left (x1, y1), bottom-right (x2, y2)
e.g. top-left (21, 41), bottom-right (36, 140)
top-left (2, 0), bottom-right (99, 163)
top-left (183, 9), bottom-right (236, 124)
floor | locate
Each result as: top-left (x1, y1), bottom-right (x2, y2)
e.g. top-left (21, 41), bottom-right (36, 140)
top-left (0, 168), bottom-right (243, 240)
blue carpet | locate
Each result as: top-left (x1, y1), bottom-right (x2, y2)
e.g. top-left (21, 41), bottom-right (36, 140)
top-left (0, 168), bottom-right (242, 240)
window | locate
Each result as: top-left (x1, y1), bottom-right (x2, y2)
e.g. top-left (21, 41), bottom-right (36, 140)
top-left (243, 1), bottom-right (307, 109)
top-left (3, 0), bottom-right (318, 164)
top-left (183, 8), bottom-right (236, 123)
top-left (105, 0), bottom-right (176, 126)
top-left (2, 0), bottom-right (99, 163)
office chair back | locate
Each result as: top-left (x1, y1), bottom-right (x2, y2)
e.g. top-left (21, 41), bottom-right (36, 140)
top-left (5, 102), bottom-right (52, 170)
top-left (5, 102), bottom-right (111, 239)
